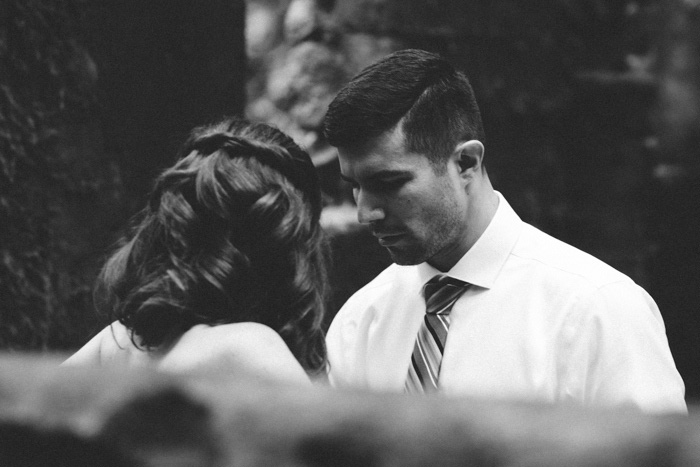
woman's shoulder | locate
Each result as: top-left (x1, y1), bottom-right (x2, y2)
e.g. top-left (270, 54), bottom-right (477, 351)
top-left (159, 322), bottom-right (310, 384)
top-left (188, 321), bottom-right (282, 342)
top-left (172, 322), bottom-right (289, 357)
top-left (62, 321), bottom-right (138, 366)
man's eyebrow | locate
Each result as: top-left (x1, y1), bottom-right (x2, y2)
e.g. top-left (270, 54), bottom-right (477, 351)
top-left (341, 170), bottom-right (411, 183)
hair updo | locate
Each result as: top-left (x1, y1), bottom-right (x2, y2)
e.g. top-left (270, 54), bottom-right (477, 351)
top-left (96, 117), bottom-right (329, 374)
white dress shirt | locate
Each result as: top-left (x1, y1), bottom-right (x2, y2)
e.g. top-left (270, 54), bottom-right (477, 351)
top-left (326, 192), bottom-right (687, 413)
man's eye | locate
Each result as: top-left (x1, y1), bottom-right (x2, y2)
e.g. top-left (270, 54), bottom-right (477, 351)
top-left (377, 179), bottom-right (406, 190)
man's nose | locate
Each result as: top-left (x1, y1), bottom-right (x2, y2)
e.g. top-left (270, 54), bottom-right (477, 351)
top-left (356, 191), bottom-right (385, 224)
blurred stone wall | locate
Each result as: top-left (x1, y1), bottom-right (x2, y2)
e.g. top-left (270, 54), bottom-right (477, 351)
top-left (1, 355), bottom-right (698, 467)
top-left (243, 0), bottom-right (700, 399)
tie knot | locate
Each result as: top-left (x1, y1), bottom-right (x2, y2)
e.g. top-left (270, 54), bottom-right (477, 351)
top-left (423, 274), bottom-right (470, 315)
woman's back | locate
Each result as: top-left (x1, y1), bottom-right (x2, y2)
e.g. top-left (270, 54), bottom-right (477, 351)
top-left (64, 321), bottom-right (311, 384)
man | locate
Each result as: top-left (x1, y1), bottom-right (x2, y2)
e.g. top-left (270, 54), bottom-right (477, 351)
top-left (322, 49), bottom-right (686, 413)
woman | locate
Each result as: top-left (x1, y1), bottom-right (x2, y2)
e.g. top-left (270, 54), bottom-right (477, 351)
top-left (64, 118), bottom-right (330, 384)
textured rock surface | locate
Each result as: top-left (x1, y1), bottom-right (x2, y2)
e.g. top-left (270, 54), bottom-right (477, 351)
top-left (0, 354), bottom-right (698, 467)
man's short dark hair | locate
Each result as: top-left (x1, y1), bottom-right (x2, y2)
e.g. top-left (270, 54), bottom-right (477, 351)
top-left (323, 49), bottom-right (485, 167)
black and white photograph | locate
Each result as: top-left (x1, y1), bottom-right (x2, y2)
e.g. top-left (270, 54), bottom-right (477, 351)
top-left (1, 1), bottom-right (699, 465)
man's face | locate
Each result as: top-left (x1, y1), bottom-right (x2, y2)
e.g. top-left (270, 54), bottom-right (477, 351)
top-left (339, 127), bottom-right (470, 270)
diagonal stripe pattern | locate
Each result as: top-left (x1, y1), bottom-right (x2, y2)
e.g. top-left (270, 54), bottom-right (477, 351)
top-left (405, 274), bottom-right (470, 393)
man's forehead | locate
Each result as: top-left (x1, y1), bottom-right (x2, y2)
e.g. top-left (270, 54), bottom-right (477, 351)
top-left (339, 125), bottom-right (406, 156)
top-left (338, 146), bottom-right (428, 180)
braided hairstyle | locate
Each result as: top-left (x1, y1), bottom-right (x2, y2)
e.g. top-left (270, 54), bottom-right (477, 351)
top-left (96, 117), bottom-right (329, 374)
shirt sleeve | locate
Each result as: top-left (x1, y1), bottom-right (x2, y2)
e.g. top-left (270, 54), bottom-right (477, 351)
top-left (326, 300), bottom-right (354, 388)
top-left (559, 280), bottom-right (687, 413)
top-left (326, 286), bottom-right (377, 390)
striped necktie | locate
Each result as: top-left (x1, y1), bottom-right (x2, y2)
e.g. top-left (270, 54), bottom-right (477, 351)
top-left (405, 274), bottom-right (470, 393)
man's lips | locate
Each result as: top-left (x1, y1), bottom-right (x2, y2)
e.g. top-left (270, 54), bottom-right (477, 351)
top-left (373, 231), bottom-right (405, 246)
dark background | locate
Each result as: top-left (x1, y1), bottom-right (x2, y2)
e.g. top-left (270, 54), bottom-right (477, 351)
top-left (1, 0), bottom-right (698, 401)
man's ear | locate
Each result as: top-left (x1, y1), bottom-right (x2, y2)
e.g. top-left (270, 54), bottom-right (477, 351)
top-left (453, 140), bottom-right (484, 174)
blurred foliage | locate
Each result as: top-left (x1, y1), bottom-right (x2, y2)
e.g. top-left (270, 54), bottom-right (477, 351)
top-left (1, 0), bottom-right (247, 352)
top-left (245, 0), bottom-right (679, 299)
top-left (0, 0), bottom-right (109, 350)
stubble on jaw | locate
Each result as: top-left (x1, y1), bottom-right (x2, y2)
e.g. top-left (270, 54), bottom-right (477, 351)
top-left (383, 244), bottom-right (427, 266)
top-left (382, 215), bottom-right (463, 267)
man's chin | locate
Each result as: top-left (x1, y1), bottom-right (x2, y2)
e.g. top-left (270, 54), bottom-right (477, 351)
top-left (385, 246), bottom-right (426, 266)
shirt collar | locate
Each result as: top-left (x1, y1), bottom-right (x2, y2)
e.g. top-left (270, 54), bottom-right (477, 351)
top-left (417, 191), bottom-right (522, 289)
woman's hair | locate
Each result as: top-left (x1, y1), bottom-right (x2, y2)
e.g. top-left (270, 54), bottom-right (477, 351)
top-left (96, 117), bottom-right (329, 374)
